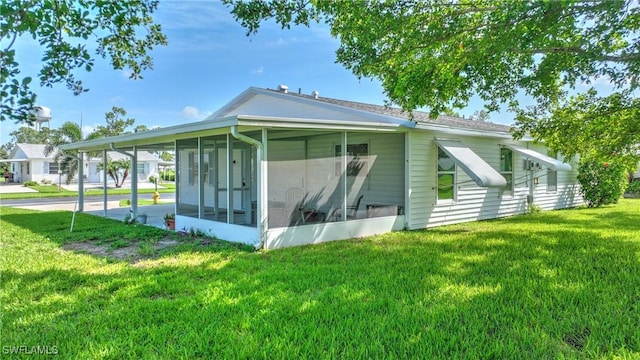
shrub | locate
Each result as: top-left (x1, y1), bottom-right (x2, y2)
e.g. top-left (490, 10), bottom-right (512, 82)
top-left (577, 159), bottom-right (628, 207)
top-left (160, 169), bottom-right (175, 182)
top-left (626, 181), bottom-right (640, 194)
top-left (148, 175), bottom-right (157, 183)
top-left (40, 178), bottom-right (52, 184)
top-left (23, 181), bottom-right (38, 187)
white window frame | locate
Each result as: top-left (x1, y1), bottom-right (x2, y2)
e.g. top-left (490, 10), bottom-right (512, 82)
top-left (500, 148), bottom-right (513, 196)
top-left (437, 146), bottom-right (456, 203)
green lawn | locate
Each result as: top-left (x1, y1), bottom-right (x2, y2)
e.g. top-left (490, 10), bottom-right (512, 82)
top-left (0, 183), bottom-right (176, 200)
top-left (1, 200), bottom-right (639, 358)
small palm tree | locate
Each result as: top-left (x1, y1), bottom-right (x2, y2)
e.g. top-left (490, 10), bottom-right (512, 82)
top-left (44, 121), bottom-right (82, 184)
top-left (97, 157), bottom-right (131, 188)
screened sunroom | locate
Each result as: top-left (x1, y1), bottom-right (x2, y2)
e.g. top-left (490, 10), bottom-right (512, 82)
top-left (173, 127), bottom-right (407, 248)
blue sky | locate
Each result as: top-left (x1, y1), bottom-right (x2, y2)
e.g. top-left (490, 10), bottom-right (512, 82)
top-left (0, 1), bottom-right (619, 146)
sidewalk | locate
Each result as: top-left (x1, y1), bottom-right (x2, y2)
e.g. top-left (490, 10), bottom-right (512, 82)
top-left (0, 183), bottom-right (37, 193)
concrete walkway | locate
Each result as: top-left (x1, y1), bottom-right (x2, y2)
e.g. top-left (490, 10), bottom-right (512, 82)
top-left (0, 183), bottom-right (37, 193)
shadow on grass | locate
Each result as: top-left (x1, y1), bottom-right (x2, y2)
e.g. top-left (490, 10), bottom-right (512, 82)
top-left (2, 204), bottom-right (639, 358)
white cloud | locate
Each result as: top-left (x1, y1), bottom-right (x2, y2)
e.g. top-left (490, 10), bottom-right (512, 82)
top-left (82, 124), bottom-right (98, 138)
top-left (252, 66), bottom-right (264, 75)
top-left (181, 106), bottom-right (211, 120)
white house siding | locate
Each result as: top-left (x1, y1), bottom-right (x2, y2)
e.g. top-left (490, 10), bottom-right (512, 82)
top-left (345, 132), bottom-right (405, 215)
top-left (523, 143), bottom-right (583, 210)
top-left (407, 131), bottom-right (582, 230)
top-left (266, 130), bottom-right (405, 227)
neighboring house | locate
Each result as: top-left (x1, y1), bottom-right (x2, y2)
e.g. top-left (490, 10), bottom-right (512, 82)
top-left (4, 143), bottom-right (67, 184)
top-left (3, 143), bottom-right (160, 184)
top-left (86, 151), bottom-right (160, 183)
top-left (61, 86), bottom-right (583, 249)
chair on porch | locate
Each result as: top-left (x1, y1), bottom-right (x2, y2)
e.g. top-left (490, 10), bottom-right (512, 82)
top-left (285, 187), bottom-right (304, 222)
top-left (329, 194), bottom-right (364, 221)
top-left (299, 207), bottom-right (326, 223)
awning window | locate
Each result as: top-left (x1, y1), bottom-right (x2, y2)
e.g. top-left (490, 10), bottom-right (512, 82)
top-left (503, 145), bottom-right (572, 171)
top-left (436, 140), bottom-right (507, 187)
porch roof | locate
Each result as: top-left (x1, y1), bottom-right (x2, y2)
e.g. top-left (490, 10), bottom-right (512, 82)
top-left (59, 115), bottom-right (407, 153)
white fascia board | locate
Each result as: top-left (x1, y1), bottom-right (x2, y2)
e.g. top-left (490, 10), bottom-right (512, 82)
top-left (216, 87), bottom-right (415, 127)
top-left (206, 87), bottom-right (258, 119)
top-left (237, 115), bottom-right (409, 132)
top-left (415, 122), bottom-right (514, 139)
top-left (60, 117), bottom-right (239, 152)
top-left (0, 158), bottom-right (29, 162)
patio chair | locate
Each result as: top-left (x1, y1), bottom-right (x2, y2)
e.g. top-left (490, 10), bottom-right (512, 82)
top-left (285, 187), bottom-right (304, 221)
top-left (347, 195), bottom-right (364, 220)
top-left (299, 207), bottom-right (326, 223)
top-left (329, 194), bottom-right (364, 221)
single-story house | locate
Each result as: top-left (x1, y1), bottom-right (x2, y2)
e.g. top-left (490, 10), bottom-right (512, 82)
top-left (86, 150), bottom-right (160, 183)
top-left (3, 143), bottom-right (68, 184)
top-left (60, 86), bottom-right (582, 249)
top-left (3, 143), bottom-right (160, 184)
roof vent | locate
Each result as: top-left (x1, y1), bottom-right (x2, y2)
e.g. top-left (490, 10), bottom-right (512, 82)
top-left (311, 90), bottom-right (319, 99)
top-left (278, 84), bottom-right (288, 93)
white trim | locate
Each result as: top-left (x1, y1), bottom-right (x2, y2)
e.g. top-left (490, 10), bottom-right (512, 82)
top-left (264, 216), bottom-right (405, 249)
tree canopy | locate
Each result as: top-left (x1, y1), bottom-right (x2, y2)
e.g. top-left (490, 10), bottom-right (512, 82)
top-left (1, 0), bottom-right (167, 124)
top-left (86, 106), bottom-right (137, 140)
top-left (224, 0), bottom-right (639, 162)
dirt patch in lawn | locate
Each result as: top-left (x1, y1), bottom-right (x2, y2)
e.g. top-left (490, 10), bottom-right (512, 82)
top-left (63, 236), bottom-right (180, 262)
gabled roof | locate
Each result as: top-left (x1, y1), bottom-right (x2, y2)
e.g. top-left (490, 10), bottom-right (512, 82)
top-left (61, 86), bottom-right (519, 152)
top-left (268, 88), bottom-right (513, 133)
top-left (11, 144), bottom-right (54, 160)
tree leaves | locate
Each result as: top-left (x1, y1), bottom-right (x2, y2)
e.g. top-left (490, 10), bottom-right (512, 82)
top-left (1, 0), bottom-right (167, 123)
top-left (223, 0), bottom-right (639, 160)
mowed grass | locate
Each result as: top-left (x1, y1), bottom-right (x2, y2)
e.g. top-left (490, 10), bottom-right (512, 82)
top-left (0, 183), bottom-right (176, 200)
top-left (1, 201), bottom-right (639, 359)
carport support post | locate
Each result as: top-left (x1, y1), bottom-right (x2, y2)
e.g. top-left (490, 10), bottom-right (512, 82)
top-left (77, 153), bottom-right (83, 212)
top-left (109, 144), bottom-right (138, 218)
top-left (131, 147), bottom-right (138, 218)
top-left (103, 149), bottom-right (108, 217)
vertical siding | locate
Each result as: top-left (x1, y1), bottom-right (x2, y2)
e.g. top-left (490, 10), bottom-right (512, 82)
top-left (408, 131), bottom-right (583, 230)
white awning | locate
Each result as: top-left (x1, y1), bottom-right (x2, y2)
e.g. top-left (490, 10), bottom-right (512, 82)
top-left (503, 145), bottom-right (572, 171)
top-left (436, 140), bottom-right (507, 187)
top-left (0, 159), bottom-right (29, 163)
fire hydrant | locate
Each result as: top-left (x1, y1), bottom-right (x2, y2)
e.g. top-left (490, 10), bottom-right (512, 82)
top-left (152, 191), bottom-right (160, 204)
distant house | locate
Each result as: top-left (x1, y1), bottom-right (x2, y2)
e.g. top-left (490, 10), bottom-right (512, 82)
top-left (4, 144), bottom-right (65, 184)
top-left (61, 86), bottom-right (583, 249)
top-left (4, 143), bottom-right (160, 184)
top-left (86, 151), bottom-right (160, 183)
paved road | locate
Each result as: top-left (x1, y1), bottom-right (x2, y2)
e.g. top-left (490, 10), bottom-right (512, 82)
top-left (2, 194), bottom-right (116, 207)
top-left (0, 193), bottom-right (175, 216)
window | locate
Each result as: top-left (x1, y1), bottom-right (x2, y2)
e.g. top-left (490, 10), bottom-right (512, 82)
top-left (500, 148), bottom-right (513, 196)
top-left (335, 143), bottom-right (368, 176)
top-left (547, 151), bottom-right (557, 192)
top-left (26, 163), bottom-right (30, 175)
top-left (137, 162), bottom-right (145, 175)
top-left (437, 147), bottom-right (456, 201)
top-left (48, 162), bottom-right (60, 175)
